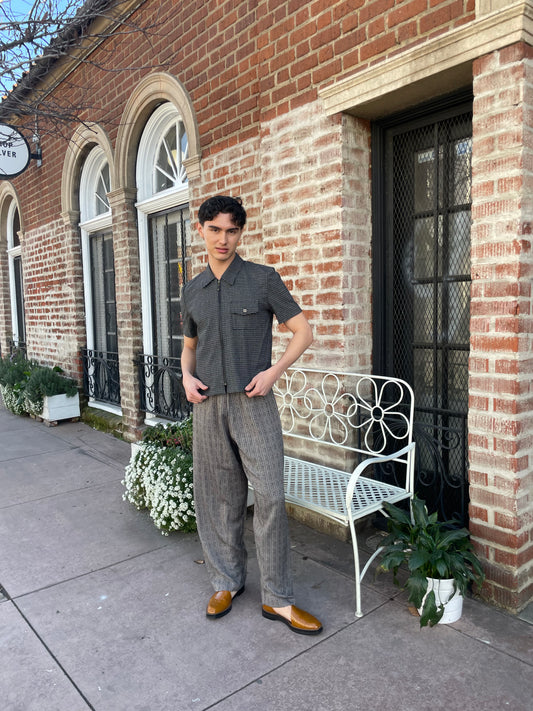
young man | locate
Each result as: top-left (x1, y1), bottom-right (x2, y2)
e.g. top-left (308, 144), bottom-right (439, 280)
top-left (181, 195), bottom-right (322, 635)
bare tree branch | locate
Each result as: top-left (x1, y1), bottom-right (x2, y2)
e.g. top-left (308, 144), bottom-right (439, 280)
top-left (0, 0), bottom-right (169, 136)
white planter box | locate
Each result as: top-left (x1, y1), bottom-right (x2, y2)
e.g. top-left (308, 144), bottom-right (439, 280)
top-left (41, 393), bottom-right (80, 422)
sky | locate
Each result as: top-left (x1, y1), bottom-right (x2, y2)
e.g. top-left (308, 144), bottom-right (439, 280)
top-left (1, 0), bottom-right (84, 90)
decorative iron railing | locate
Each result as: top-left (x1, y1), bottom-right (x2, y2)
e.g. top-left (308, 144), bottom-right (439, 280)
top-left (136, 353), bottom-right (191, 421)
top-left (81, 348), bottom-right (121, 406)
top-left (412, 407), bottom-right (469, 525)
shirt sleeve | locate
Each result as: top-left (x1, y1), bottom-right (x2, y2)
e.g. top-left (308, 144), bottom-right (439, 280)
top-left (267, 268), bottom-right (302, 324)
top-left (181, 286), bottom-right (197, 338)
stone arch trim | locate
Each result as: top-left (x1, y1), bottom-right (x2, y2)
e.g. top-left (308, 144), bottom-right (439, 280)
top-left (115, 72), bottom-right (201, 190)
top-left (0, 182), bottom-right (21, 237)
top-left (61, 123), bottom-right (114, 219)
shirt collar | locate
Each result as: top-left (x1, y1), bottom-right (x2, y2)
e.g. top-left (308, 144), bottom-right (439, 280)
top-left (199, 253), bottom-right (244, 287)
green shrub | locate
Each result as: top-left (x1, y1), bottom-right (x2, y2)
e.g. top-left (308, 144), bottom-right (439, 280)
top-left (0, 353), bottom-right (33, 388)
top-left (141, 416), bottom-right (193, 454)
top-left (24, 365), bottom-right (78, 401)
top-left (0, 355), bottom-right (78, 417)
top-left (0, 354), bottom-right (34, 414)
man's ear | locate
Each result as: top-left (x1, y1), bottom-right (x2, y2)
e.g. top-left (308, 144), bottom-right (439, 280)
top-left (197, 222), bottom-right (204, 239)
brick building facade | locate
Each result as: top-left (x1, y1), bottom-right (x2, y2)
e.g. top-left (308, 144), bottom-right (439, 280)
top-left (0, 0), bottom-right (531, 612)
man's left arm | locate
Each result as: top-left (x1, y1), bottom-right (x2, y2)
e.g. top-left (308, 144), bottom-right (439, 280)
top-left (244, 312), bottom-right (313, 397)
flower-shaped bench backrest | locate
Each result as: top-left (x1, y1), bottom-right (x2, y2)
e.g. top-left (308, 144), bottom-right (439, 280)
top-left (274, 368), bottom-right (414, 456)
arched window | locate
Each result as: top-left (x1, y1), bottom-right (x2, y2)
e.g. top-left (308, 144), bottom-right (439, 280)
top-left (136, 103), bottom-right (191, 420)
top-left (80, 147), bottom-right (111, 219)
top-left (79, 147), bottom-right (120, 409)
top-left (7, 202), bottom-right (25, 350)
top-left (137, 102), bottom-right (189, 202)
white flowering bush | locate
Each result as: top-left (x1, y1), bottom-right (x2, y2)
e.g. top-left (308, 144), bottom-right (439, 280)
top-left (122, 420), bottom-right (196, 535)
top-left (0, 384), bottom-right (28, 415)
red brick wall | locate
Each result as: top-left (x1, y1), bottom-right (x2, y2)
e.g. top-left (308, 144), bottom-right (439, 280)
top-left (19, 217), bottom-right (84, 377)
top-left (7, 0), bottom-right (476, 372)
top-left (13, 0), bottom-right (475, 232)
top-left (2, 0), bottom-right (531, 611)
top-left (470, 43), bottom-right (533, 611)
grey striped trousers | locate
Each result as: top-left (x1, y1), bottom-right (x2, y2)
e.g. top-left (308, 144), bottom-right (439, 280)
top-left (192, 391), bottom-right (295, 608)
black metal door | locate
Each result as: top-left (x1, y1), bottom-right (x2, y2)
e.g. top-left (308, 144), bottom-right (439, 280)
top-left (373, 95), bottom-right (473, 524)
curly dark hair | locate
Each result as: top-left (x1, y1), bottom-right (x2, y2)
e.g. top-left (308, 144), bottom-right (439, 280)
top-left (197, 195), bottom-right (247, 228)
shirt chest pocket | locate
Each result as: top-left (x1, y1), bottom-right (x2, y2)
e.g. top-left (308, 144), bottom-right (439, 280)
top-left (231, 301), bottom-right (260, 329)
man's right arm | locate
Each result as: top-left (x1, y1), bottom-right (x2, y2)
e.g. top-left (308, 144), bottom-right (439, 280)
top-left (181, 336), bottom-right (208, 403)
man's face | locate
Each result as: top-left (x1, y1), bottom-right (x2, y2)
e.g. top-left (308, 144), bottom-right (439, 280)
top-left (197, 212), bottom-right (243, 271)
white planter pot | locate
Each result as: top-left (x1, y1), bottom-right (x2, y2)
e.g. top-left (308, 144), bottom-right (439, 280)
top-left (131, 441), bottom-right (145, 459)
top-left (419, 577), bottom-right (463, 624)
top-left (41, 393), bottom-right (80, 422)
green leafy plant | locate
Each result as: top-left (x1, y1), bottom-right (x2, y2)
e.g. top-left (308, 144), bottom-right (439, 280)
top-left (24, 365), bottom-right (78, 414)
top-left (122, 416), bottom-right (196, 535)
top-left (0, 355), bottom-right (78, 416)
top-left (0, 352), bottom-right (32, 387)
top-left (379, 495), bottom-right (485, 627)
top-left (0, 353), bottom-right (34, 415)
top-left (141, 417), bottom-right (193, 453)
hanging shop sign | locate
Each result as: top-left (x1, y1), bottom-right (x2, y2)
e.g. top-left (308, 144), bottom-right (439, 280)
top-left (0, 123), bottom-right (32, 179)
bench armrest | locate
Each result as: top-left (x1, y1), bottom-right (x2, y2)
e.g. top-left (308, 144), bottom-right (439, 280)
top-left (345, 441), bottom-right (416, 511)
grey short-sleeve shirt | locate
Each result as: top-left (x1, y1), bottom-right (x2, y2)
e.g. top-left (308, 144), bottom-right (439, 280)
top-left (181, 254), bottom-right (302, 396)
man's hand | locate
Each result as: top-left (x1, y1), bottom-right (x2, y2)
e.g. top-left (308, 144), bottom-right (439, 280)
top-left (244, 312), bottom-right (313, 398)
top-left (181, 336), bottom-right (208, 403)
top-left (183, 372), bottom-right (209, 403)
top-left (244, 367), bottom-right (278, 397)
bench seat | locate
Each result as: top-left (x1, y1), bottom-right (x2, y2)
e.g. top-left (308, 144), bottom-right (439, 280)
top-left (284, 455), bottom-right (410, 526)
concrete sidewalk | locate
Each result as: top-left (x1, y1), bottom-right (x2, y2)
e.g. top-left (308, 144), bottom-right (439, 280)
top-left (0, 403), bottom-right (532, 711)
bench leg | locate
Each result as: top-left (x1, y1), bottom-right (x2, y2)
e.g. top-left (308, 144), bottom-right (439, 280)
top-left (348, 519), bottom-right (363, 618)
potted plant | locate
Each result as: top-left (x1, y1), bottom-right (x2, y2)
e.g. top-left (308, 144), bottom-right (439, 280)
top-left (23, 365), bottom-right (80, 421)
top-left (379, 495), bottom-right (485, 627)
top-left (0, 354), bottom-right (79, 422)
top-left (123, 416), bottom-right (196, 535)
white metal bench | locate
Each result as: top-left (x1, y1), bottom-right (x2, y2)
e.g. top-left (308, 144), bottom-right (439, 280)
top-left (273, 368), bottom-right (416, 618)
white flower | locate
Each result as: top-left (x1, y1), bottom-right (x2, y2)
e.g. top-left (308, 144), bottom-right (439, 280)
top-left (122, 442), bottom-right (195, 533)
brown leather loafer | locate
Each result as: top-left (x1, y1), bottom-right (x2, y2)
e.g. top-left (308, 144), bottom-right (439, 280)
top-left (206, 585), bottom-right (245, 619)
top-left (262, 605), bottom-right (323, 635)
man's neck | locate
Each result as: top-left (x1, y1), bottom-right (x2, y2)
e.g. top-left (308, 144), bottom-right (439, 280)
top-left (208, 254), bottom-right (237, 280)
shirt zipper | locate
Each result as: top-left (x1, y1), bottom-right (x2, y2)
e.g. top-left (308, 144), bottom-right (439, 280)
top-left (217, 279), bottom-right (228, 392)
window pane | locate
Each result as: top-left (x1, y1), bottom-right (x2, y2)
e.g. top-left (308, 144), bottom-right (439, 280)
top-left (95, 163), bottom-right (110, 215)
top-left (13, 255), bottom-right (25, 341)
top-left (148, 206), bottom-right (190, 358)
top-left (154, 121), bottom-right (188, 194)
top-left (448, 211), bottom-right (470, 276)
top-left (414, 147), bottom-right (435, 213)
top-left (453, 138), bottom-right (472, 205)
top-left (12, 208), bottom-right (20, 247)
top-left (91, 233), bottom-right (117, 353)
top-left (413, 217), bottom-right (434, 280)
